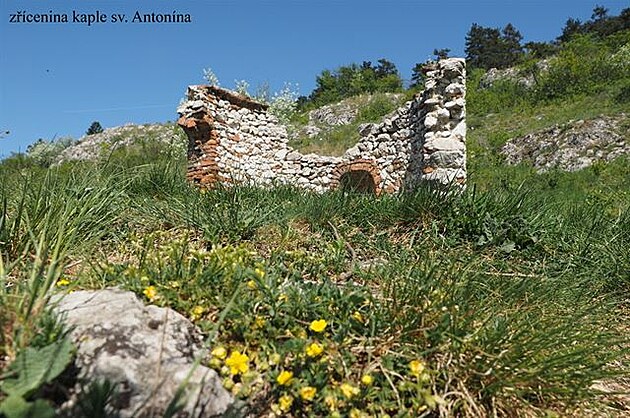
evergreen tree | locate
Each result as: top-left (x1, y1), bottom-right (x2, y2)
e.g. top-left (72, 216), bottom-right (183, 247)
top-left (409, 63), bottom-right (425, 90)
top-left (591, 5), bottom-right (608, 21)
top-left (375, 59), bottom-right (397, 77)
top-left (524, 41), bottom-right (557, 59)
top-left (501, 23), bottom-right (524, 63)
top-left (86, 121), bottom-right (104, 136)
top-left (433, 48), bottom-right (451, 60)
top-left (465, 23), bottom-right (523, 70)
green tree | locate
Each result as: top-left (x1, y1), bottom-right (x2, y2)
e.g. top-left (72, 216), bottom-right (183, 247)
top-left (501, 23), bottom-right (524, 64)
top-left (465, 23), bottom-right (524, 70)
top-left (591, 5), bottom-right (608, 21)
top-left (433, 48), bottom-right (451, 60)
top-left (558, 18), bottom-right (584, 43)
top-left (524, 41), bottom-right (557, 59)
top-left (409, 62), bottom-right (426, 90)
top-left (86, 121), bottom-right (104, 136)
top-left (303, 59), bottom-right (403, 108)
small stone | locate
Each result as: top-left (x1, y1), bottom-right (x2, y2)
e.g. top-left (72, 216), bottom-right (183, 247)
top-left (345, 146), bottom-right (361, 158)
top-left (275, 149), bottom-right (289, 160)
top-left (286, 151), bottom-right (301, 161)
top-left (424, 114), bottom-right (438, 129)
top-left (358, 123), bottom-right (375, 136)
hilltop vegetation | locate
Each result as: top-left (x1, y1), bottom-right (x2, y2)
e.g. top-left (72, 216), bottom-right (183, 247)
top-left (1, 5), bottom-right (630, 418)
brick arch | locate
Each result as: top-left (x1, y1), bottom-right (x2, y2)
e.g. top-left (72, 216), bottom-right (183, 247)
top-left (331, 159), bottom-right (382, 195)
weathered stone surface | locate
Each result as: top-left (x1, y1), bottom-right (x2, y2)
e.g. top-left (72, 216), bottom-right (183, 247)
top-left (50, 288), bottom-right (233, 418)
top-left (501, 115), bottom-right (629, 172)
top-left (177, 58), bottom-right (467, 194)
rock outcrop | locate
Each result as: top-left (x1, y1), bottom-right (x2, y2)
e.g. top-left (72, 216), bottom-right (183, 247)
top-left (177, 58), bottom-right (467, 194)
top-left (50, 288), bottom-right (233, 418)
top-left (479, 60), bottom-right (550, 89)
top-left (291, 93), bottom-right (403, 139)
top-left (56, 124), bottom-right (186, 163)
top-left (501, 115), bottom-right (629, 172)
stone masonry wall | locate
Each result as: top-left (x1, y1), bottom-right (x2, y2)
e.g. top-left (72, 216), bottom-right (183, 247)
top-left (177, 58), bottom-right (466, 194)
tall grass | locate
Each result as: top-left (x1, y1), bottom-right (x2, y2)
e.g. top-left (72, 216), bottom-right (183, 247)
top-left (1, 140), bottom-right (628, 416)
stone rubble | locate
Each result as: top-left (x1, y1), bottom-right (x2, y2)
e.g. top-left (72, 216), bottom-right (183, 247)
top-left (50, 288), bottom-right (234, 418)
top-left (177, 58), bottom-right (467, 194)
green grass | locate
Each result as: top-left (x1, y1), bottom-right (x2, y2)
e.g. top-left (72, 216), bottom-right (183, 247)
top-left (1, 146), bottom-right (628, 416)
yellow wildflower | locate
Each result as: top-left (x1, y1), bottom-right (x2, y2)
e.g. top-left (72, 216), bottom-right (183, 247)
top-left (352, 311), bottom-right (364, 323)
top-left (56, 278), bottom-right (70, 287)
top-left (211, 346), bottom-right (227, 360)
top-left (324, 395), bottom-right (338, 411)
top-left (305, 342), bottom-right (324, 358)
top-left (350, 408), bottom-right (368, 418)
top-left (254, 267), bottom-right (265, 278)
top-left (190, 306), bottom-right (205, 321)
top-left (278, 293), bottom-right (288, 302)
top-left (278, 394), bottom-right (293, 412)
top-left (253, 315), bottom-right (266, 329)
top-left (225, 351), bottom-right (249, 375)
top-left (309, 319), bottom-right (327, 333)
top-left (409, 360), bottom-right (425, 377)
top-left (340, 382), bottom-right (360, 399)
top-left (143, 285), bottom-right (158, 302)
top-left (246, 280), bottom-right (257, 290)
top-left (299, 386), bottom-right (317, 402)
top-left (276, 370), bottom-right (293, 386)
top-left (361, 374), bottom-right (373, 386)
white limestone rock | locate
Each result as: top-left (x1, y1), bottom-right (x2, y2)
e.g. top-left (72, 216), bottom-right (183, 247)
top-left (50, 288), bottom-right (234, 418)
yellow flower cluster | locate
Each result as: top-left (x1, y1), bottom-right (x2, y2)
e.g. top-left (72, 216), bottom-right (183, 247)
top-left (409, 359), bottom-right (425, 377)
top-left (143, 285), bottom-right (158, 302)
top-left (340, 382), bottom-right (360, 399)
top-left (190, 305), bottom-right (205, 321)
top-left (56, 278), bottom-right (70, 287)
top-left (278, 394), bottom-right (293, 412)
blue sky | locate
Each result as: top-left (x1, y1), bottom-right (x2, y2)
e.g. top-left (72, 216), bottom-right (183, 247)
top-left (0, 0), bottom-right (627, 157)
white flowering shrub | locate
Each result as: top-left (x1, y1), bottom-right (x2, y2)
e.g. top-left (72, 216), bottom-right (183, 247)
top-left (235, 79), bottom-right (250, 96)
top-left (269, 83), bottom-right (299, 124)
top-left (610, 43), bottom-right (630, 71)
top-left (253, 81), bottom-right (271, 104)
top-left (203, 68), bottom-right (220, 86)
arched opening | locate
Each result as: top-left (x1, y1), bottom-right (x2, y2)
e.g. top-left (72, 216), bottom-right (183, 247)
top-left (339, 169), bottom-right (377, 194)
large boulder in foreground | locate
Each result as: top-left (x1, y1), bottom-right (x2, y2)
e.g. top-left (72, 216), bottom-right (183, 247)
top-left (50, 288), bottom-right (233, 417)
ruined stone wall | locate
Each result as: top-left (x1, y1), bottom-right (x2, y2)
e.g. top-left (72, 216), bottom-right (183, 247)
top-left (177, 58), bottom-right (466, 194)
